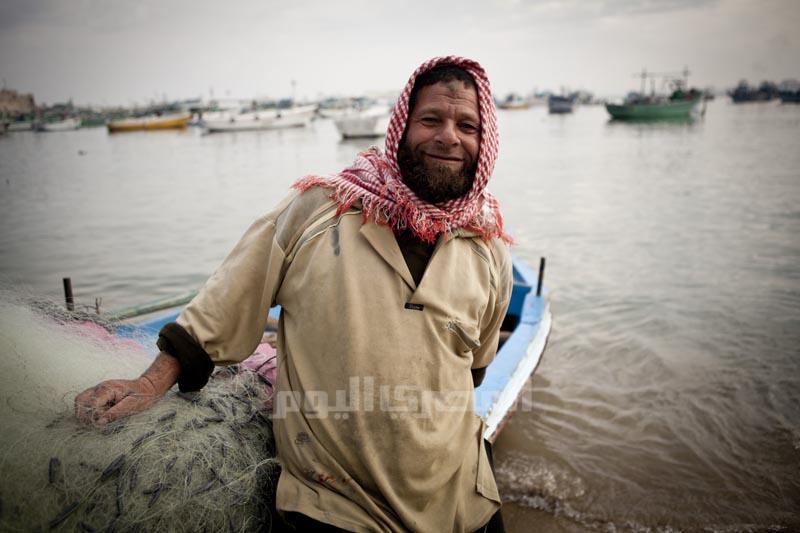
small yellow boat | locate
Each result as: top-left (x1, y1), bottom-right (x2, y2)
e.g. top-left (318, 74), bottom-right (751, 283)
top-left (107, 112), bottom-right (191, 133)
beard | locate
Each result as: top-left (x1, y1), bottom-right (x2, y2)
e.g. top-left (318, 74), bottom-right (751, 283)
top-left (397, 142), bottom-right (476, 204)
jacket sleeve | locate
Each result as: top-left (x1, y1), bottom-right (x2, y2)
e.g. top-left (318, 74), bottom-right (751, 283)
top-left (471, 241), bottom-right (513, 370)
top-left (157, 192), bottom-right (299, 391)
top-left (159, 187), bottom-right (336, 392)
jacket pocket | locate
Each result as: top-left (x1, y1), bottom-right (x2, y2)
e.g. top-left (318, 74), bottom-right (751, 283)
top-left (447, 320), bottom-right (481, 354)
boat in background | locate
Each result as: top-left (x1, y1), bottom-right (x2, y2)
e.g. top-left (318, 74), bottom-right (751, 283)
top-left (779, 91), bottom-right (800, 104)
top-left (548, 95), bottom-right (575, 114)
top-left (606, 67), bottom-right (704, 121)
top-left (730, 80), bottom-right (779, 103)
top-left (107, 112), bottom-right (191, 133)
top-left (202, 104), bottom-right (316, 133)
top-left (318, 97), bottom-right (357, 119)
top-left (777, 79), bottom-right (800, 104)
top-left (498, 93), bottom-right (533, 110)
top-left (333, 104), bottom-right (391, 139)
top-left (80, 116), bottom-right (107, 128)
top-left (37, 117), bottom-right (81, 131)
top-left (5, 120), bottom-right (34, 132)
top-left (606, 97), bottom-right (701, 120)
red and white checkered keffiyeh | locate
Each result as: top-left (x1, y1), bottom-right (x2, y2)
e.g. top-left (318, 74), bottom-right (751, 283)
top-left (293, 56), bottom-right (510, 244)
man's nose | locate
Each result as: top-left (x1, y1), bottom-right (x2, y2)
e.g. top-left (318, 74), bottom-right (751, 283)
top-left (435, 121), bottom-right (459, 146)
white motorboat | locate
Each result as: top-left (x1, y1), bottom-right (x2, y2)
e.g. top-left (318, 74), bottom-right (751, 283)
top-left (317, 107), bottom-right (350, 120)
top-left (38, 117), bottom-right (81, 131)
top-left (333, 105), bottom-right (392, 139)
top-left (203, 105), bottom-right (317, 133)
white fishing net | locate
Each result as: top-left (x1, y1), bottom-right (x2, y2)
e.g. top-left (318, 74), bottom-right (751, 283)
top-left (0, 293), bottom-right (279, 532)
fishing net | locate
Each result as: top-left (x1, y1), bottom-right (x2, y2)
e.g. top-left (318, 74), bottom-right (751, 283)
top-left (0, 291), bottom-right (279, 532)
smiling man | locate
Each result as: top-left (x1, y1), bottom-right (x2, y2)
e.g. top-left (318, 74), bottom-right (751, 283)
top-left (398, 67), bottom-right (480, 205)
top-left (75, 57), bottom-right (512, 532)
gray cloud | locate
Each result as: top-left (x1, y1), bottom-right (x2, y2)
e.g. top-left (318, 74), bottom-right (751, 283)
top-left (593, 0), bottom-right (718, 17)
top-left (0, 0), bottom-right (797, 105)
top-left (0, 0), bottom-right (50, 30)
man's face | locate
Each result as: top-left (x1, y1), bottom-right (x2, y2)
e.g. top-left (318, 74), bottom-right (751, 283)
top-left (398, 80), bottom-right (480, 204)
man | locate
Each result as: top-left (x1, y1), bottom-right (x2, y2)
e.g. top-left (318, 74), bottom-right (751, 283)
top-left (75, 56), bottom-right (513, 532)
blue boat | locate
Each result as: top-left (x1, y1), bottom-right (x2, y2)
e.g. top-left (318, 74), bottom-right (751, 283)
top-left (548, 95), bottom-right (575, 114)
top-left (730, 80), bottom-right (779, 103)
top-left (778, 79), bottom-right (800, 104)
top-left (779, 91), bottom-right (800, 104)
top-left (475, 256), bottom-right (552, 441)
top-left (111, 256), bottom-right (552, 442)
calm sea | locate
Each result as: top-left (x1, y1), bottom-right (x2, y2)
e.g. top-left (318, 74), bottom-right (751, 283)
top-left (1, 100), bottom-right (798, 531)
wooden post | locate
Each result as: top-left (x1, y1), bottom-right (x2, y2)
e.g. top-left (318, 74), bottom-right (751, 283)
top-left (536, 257), bottom-right (546, 297)
top-left (63, 277), bottom-right (74, 311)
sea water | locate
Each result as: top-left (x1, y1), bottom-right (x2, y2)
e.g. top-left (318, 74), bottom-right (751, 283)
top-left (1, 100), bottom-right (798, 531)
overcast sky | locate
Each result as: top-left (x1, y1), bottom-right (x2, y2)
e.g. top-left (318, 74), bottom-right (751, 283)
top-left (1, 0), bottom-right (798, 106)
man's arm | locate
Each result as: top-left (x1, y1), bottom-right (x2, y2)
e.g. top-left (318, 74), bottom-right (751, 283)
top-left (73, 188), bottom-right (329, 426)
top-left (471, 243), bottom-right (513, 372)
top-left (74, 351), bottom-right (180, 426)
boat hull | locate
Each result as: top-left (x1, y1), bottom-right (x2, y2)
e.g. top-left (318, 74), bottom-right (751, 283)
top-left (548, 103), bottom-right (574, 114)
top-left (203, 106), bottom-right (316, 132)
top-left (6, 121), bottom-right (34, 131)
top-left (80, 118), bottom-right (107, 128)
top-left (498, 102), bottom-right (532, 110)
top-left (333, 109), bottom-right (391, 139)
top-left (475, 258), bottom-right (551, 442)
top-left (548, 96), bottom-right (575, 114)
top-left (39, 118), bottom-right (81, 131)
top-left (606, 99), bottom-right (700, 120)
top-left (107, 113), bottom-right (191, 133)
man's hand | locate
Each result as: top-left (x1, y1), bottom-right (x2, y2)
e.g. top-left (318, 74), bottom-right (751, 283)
top-left (74, 352), bottom-right (181, 426)
top-left (74, 377), bottom-right (160, 425)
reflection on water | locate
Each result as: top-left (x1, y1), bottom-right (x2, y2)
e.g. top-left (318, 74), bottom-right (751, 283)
top-left (1, 101), bottom-right (799, 531)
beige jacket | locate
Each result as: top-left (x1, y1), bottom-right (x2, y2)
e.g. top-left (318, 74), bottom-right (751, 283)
top-left (178, 187), bottom-right (513, 532)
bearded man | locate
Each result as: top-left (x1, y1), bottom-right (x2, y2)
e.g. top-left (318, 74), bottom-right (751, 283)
top-left (75, 56), bottom-right (513, 532)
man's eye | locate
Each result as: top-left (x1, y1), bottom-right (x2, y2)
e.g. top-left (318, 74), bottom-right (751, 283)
top-left (460, 123), bottom-right (478, 132)
top-left (420, 117), bottom-right (439, 125)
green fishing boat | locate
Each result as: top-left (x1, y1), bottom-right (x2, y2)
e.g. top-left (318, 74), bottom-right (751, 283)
top-left (607, 67), bottom-right (705, 121)
top-left (606, 98), bottom-right (700, 120)
top-left (80, 117), bottom-right (107, 128)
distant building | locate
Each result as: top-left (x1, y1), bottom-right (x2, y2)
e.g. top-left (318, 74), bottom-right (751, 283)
top-left (0, 89), bottom-right (36, 116)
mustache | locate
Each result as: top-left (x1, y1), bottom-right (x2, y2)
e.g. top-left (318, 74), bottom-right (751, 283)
top-left (423, 151), bottom-right (463, 162)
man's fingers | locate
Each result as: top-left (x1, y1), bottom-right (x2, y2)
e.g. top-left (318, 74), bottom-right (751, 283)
top-left (74, 385), bottom-right (106, 423)
top-left (98, 395), bottom-right (141, 426)
top-left (75, 379), bottom-right (159, 426)
top-left (74, 381), bottom-right (126, 424)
